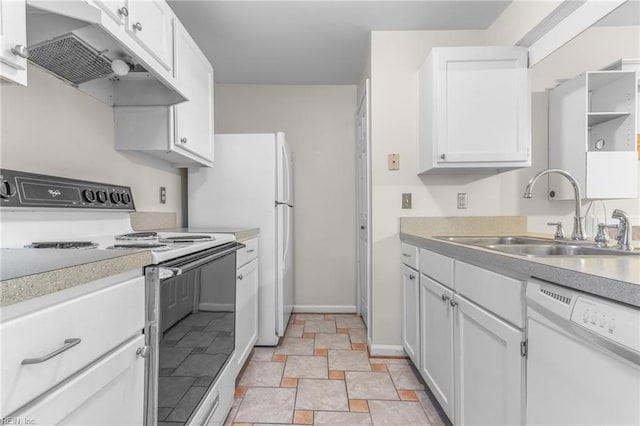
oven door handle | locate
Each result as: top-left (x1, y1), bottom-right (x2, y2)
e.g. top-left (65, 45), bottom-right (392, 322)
top-left (160, 243), bottom-right (244, 275)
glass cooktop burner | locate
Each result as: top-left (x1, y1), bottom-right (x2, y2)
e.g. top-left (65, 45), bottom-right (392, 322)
top-left (158, 235), bottom-right (215, 244)
top-left (26, 241), bottom-right (99, 249)
top-left (115, 232), bottom-right (159, 241)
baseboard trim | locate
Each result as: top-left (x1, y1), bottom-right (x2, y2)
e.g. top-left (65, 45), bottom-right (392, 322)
top-left (369, 344), bottom-right (406, 357)
top-left (293, 305), bottom-right (357, 314)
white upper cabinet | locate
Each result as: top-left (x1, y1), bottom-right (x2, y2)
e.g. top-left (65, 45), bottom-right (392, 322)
top-left (172, 18), bottom-right (214, 163)
top-left (0, 0), bottom-right (27, 86)
top-left (548, 70), bottom-right (638, 200)
top-left (124, 0), bottom-right (173, 71)
top-left (91, 0), bottom-right (128, 26)
top-left (418, 46), bottom-right (531, 174)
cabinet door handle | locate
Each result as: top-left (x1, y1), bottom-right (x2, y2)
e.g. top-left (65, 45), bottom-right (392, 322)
top-left (450, 299), bottom-right (458, 307)
top-left (440, 154), bottom-right (446, 160)
top-left (441, 294), bottom-right (450, 302)
top-left (22, 338), bottom-right (81, 365)
top-left (180, 137), bottom-right (188, 144)
top-left (409, 274), bottom-right (415, 280)
top-left (133, 22), bottom-right (143, 31)
top-left (11, 45), bottom-right (29, 59)
top-left (237, 274), bottom-right (244, 280)
top-left (117, 6), bottom-right (128, 17)
top-left (246, 249), bottom-right (255, 253)
top-left (401, 253), bottom-right (410, 257)
top-left (136, 346), bottom-right (150, 358)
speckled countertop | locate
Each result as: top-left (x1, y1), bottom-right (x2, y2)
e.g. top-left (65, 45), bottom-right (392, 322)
top-left (401, 233), bottom-right (640, 308)
top-left (166, 227), bottom-right (260, 242)
top-left (0, 249), bottom-right (152, 307)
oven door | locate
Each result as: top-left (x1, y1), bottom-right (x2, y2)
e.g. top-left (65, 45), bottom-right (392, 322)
top-left (144, 242), bottom-right (243, 426)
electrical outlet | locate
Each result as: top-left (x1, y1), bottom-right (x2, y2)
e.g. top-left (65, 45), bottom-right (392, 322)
top-left (388, 154), bottom-right (400, 170)
top-left (457, 193), bottom-right (468, 209)
top-left (402, 193), bottom-right (412, 209)
top-left (160, 187), bottom-right (166, 204)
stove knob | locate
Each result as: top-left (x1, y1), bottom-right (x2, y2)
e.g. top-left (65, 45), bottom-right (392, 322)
top-left (110, 192), bottom-right (121, 204)
top-left (122, 192), bottom-right (132, 204)
top-left (96, 191), bottom-right (108, 204)
top-left (82, 189), bottom-right (95, 203)
top-left (0, 179), bottom-right (15, 199)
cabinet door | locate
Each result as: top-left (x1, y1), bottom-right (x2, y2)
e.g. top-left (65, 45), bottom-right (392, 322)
top-left (454, 296), bottom-right (525, 426)
top-left (173, 21), bottom-right (214, 163)
top-left (419, 274), bottom-right (455, 422)
top-left (92, 0), bottom-right (127, 26)
top-left (236, 258), bottom-right (259, 371)
top-left (125, 0), bottom-right (173, 70)
top-left (15, 335), bottom-right (145, 425)
top-left (0, 0), bottom-right (27, 86)
top-left (402, 265), bottom-right (420, 367)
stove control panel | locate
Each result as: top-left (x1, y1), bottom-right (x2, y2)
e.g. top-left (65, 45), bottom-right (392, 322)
top-left (0, 169), bottom-right (135, 210)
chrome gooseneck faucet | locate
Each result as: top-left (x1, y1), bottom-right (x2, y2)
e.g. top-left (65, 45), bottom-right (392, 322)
top-left (523, 168), bottom-right (586, 241)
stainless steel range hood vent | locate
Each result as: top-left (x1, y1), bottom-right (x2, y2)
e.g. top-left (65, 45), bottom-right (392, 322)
top-left (28, 33), bottom-right (114, 86)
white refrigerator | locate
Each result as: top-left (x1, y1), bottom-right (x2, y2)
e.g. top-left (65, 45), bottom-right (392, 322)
top-left (188, 132), bottom-right (294, 346)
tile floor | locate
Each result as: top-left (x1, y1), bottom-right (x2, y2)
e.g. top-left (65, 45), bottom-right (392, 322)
top-left (225, 313), bottom-right (448, 425)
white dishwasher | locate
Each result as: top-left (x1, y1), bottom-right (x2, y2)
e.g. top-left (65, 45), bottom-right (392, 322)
top-left (526, 278), bottom-right (640, 426)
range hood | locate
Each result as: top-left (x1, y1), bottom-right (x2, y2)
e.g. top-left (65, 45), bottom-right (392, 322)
top-left (25, 4), bottom-right (185, 106)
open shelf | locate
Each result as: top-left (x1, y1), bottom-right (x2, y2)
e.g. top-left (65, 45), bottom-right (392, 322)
top-left (587, 112), bottom-right (630, 126)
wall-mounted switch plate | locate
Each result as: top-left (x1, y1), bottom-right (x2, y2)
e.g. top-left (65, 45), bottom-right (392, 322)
top-left (388, 154), bottom-right (400, 170)
top-left (160, 187), bottom-right (166, 204)
top-left (402, 193), bottom-right (412, 209)
top-left (457, 192), bottom-right (468, 209)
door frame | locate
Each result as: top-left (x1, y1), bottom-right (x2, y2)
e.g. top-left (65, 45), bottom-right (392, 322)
top-left (356, 79), bottom-right (372, 345)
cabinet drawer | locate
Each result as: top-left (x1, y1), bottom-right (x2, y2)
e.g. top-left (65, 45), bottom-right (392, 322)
top-left (419, 248), bottom-right (453, 288)
top-left (454, 261), bottom-right (524, 327)
top-left (237, 238), bottom-right (258, 268)
top-left (1, 276), bottom-right (145, 415)
top-left (401, 242), bottom-right (419, 269)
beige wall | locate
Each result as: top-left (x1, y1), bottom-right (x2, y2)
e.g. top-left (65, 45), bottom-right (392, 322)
top-left (367, 24), bottom-right (640, 348)
top-left (1, 66), bottom-right (184, 223)
top-left (214, 84), bottom-right (358, 309)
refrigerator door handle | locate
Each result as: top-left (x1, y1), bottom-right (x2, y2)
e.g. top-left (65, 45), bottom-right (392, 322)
top-left (281, 142), bottom-right (293, 205)
top-left (275, 201), bottom-right (293, 208)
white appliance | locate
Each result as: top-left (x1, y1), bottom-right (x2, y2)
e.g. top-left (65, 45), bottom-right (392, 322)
top-left (189, 132), bottom-right (294, 345)
top-left (526, 279), bottom-right (640, 425)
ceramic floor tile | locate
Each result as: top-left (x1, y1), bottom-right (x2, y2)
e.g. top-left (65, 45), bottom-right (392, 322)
top-left (293, 410), bottom-right (314, 424)
top-left (416, 390), bottom-right (447, 426)
top-left (172, 353), bottom-right (227, 377)
top-left (180, 313), bottom-right (216, 327)
top-left (157, 407), bottom-right (173, 421)
top-left (345, 371), bottom-right (400, 400)
top-left (387, 363), bottom-right (425, 390)
top-left (314, 411), bottom-right (373, 425)
top-left (303, 320), bottom-right (337, 333)
top-left (223, 397), bottom-right (243, 426)
top-left (328, 349), bottom-right (372, 371)
top-left (205, 318), bottom-right (235, 333)
top-left (369, 357), bottom-right (409, 366)
top-left (163, 325), bottom-right (191, 342)
top-left (174, 331), bottom-right (217, 348)
top-left (315, 332), bottom-right (352, 350)
top-left (283, 355), bottom-right (328, 379)
top-left (250, 347), bottom-right (275, 361)
top-left (349, 328), bottom-right (368, 344)
top-left (285, 324), bottom-right (304, 338)
top-left (165, 386), bottom-right (207, 422)
top-left (158, 377), bottom-right (195, 407)
top-left (274, 338), bottom-right (315, 355)
top-left (206, 336), bottom-right (234, 355)
top-left (294, 314), bottom-right (326, 321)
top-left (234, 388), bottom-right (296, 424)
top-left (159, 347), bottom-right (192, 369)
top-left (295, 378), bottom-right (349, 411)
top-left (368, 400), bottom-right (430, 425)
top-left (336, 316), bottom-right (365, 329)
top-left (239, 361), bottom-right (285, 387)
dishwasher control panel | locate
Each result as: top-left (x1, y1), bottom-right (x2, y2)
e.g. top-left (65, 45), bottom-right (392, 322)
top-left (571, 297), bottom-right (640, 352)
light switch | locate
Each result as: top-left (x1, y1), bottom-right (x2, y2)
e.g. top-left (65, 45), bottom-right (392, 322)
top-left (388, 154), bottom-right (400, 170)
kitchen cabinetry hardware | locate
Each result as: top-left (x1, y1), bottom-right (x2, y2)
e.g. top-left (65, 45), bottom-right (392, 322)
top-left (402, 253), bottom-right (410, 257)
top-left (441, 294), bottom-right (450, 302)
top-left (409, 274), bottom-right (415, 280)
top-left (22, 338), bottom-right (82, 365)
top-left (520, 340), bottom-right (528, 357)
top-left (180, 137), bottom-right (188, 144)
top-left (11, 44), bottom-right (29, 58)
top-left (546, 222), bottom-right (565, 240)
top-left (237, 274), bottom-right (244, 280)
top-left (132, 22), bottom-right (143, 31)
top-left (246, 249), bottom-right (255, 253)
top-left (117, 6), bottom-right (128, 17)
top-left (135, 346), bottom-right (150, 358)
top-left (449, 299), bottom-right (458, 307)
top-left (440, 154), bottom-right (446, 160)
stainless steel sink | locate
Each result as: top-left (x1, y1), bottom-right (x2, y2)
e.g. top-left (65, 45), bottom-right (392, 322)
top-left (434, 236), bottom-right (638, 257)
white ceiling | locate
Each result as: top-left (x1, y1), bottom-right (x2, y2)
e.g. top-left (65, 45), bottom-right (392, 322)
top-left (167, 0), bottom-right (640, 85)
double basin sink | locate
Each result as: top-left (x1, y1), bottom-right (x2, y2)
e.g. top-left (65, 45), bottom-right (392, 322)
top-left (434, 236), bottom-right (638, 257)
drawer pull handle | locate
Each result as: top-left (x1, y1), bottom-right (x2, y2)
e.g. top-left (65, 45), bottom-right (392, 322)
top-left (133, 22), bottom-right (143, 31)
top-left (238, 274), bottom-right (244, 280)
top-left (409, 274), bottom-right (415, 280)
top-left (449, 299), bottom-right (458, 307)
top-left (246, 249), bottom-right (255, 253)
top-left (117, 6), bottom-right (128, 17)
top-left (402, 253), bottom-right (410, 257)
top-left (441, 294), bottom-right (450, 302)
top-left (22, 338), bottom-right (81, 365)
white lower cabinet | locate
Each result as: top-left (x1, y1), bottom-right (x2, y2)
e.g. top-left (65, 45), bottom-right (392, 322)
top-left (401, 264), bottom-right (420, 366)
top-left (419, 274), bottom-right (455, 422)
top-left (15, 334), bottom-right (145, 425)
top-left (454, 295), bottom-right (525, 426)
top-left (235, 237), bottom-right (259, 372)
